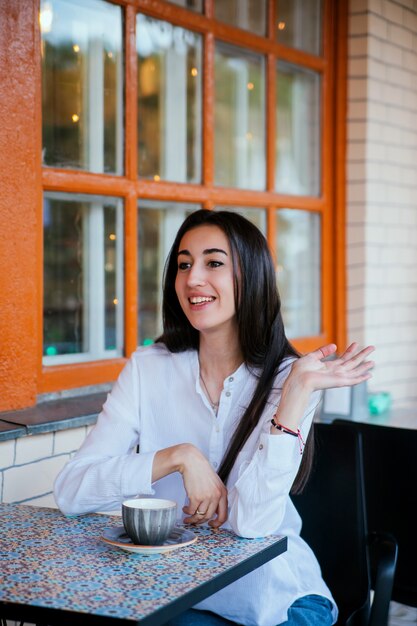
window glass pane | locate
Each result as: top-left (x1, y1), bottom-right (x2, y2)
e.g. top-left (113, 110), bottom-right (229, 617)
top-left (214, 0), bottom-right (267, 36)
top-left (276, 0), bottom-right (322, 56)
top-left (276, 209), bottom-right (321, 338)
top-left (137, 15), bottom-right (202, 183)
top-left (169, 0), bottom-right (203, 11)
top-left (104, 207), bottom-right (123, 351)
top-left (276, 62), bottom-right (321, 196)
top-left (215, 43), bottom-right (265, 190)
top-left (43, 193), bottom-right (124, 364)
top-left (40, 0), bottom-right (123, 174)
top-left (138, 201), bottom-right (201, 345)
top-left (214, 206), bottom-right (266, 234)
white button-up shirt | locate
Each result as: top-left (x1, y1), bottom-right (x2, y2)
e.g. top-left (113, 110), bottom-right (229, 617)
top-left (54, 344), bottom-right (337, 626)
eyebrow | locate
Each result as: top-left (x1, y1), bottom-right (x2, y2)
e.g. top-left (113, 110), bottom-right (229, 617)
top-left (177, 247), bottom-right (228, 257)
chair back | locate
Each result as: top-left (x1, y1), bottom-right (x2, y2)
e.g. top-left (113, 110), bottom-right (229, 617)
top-left (291, 422), bottom-right (371, 625)
top-left (335, 420), bottom-right (417, 608)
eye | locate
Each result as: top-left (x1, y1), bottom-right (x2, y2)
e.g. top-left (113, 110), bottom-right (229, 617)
top-left (178, 261), bottom-right (191, 271)
top-left (207, 260), bottom-right (224, 268)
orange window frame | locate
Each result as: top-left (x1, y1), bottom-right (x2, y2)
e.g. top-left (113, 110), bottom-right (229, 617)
top-left (0, 0), bottom-right (347, 411)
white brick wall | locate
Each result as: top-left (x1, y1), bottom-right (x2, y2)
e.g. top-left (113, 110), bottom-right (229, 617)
top-left (0, 426), bottom-right (90, 506)
top-left (347, 0), bottom-right (417, 407)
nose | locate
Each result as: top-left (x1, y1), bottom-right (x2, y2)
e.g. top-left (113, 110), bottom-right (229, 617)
top-left (186, 264), bottom-right (206, 287)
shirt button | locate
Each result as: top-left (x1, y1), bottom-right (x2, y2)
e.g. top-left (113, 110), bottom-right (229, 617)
top-left (259, 444), bottom-right (264, 450)
top-left (212, 461), bottom-right (218, 468)
top-left (215, 425), bottom-right (220, 433)
top-left (225, 391), bottom-right (231, 397)
top-left (229, 376), bottom-right (234, 382)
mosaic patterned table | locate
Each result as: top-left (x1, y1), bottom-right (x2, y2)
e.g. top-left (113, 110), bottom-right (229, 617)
top-left (0, 503), bottom-right (287, 625)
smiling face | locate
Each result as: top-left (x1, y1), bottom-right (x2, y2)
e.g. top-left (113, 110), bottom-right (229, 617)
top-left (174, 225), bottom-right (238, 339)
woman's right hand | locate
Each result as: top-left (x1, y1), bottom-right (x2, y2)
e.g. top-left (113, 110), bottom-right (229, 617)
top-left (152, 443), bottom-right (228, 528)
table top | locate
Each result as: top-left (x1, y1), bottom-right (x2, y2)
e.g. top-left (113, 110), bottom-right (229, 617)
top-left (0, 503), bottom-right (287, 626)
top-left (318, 407), bottom-right (417, 430)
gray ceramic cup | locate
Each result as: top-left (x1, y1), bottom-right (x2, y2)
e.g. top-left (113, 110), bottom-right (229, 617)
top-left (122, 498), bottom-right (177, 545)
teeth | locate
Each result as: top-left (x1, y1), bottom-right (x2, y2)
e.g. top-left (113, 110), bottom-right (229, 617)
top-left (189, 296), bottom-right (214, 304)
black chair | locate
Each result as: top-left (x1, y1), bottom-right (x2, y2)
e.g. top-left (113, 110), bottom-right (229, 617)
top-left (291, 422), bottom-right (397, 626)
top-left (335, 419), bottom-right (417, 609)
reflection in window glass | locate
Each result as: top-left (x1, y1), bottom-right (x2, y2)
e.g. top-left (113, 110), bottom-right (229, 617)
top-left (276, 0), bottom-right (322, 56)
top-left (276, 62), bottom-right (321, 196)
top-left (214, 0), bottom-right (267, 36)
top-left (215, 43), bottom-right (265, 190)
top-left (138, 202), bottom-right (200, 345)
top-left (40, 0), bottom-right (123, 173)
top-left (276, 210), bottom-right (321, 338)
top-left (214, 206), bottom-right (266, 234)
top-left (43, 193), bottom-right (124, 364)
top-left (137, 15), bottom-right (202, 183)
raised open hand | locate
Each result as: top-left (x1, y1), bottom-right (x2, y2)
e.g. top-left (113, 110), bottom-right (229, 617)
top-left (290, 342), bottom-right (375, 393)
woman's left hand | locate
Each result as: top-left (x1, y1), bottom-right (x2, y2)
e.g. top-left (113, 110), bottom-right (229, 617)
top-left (290, 342), bottom-right (375, 392)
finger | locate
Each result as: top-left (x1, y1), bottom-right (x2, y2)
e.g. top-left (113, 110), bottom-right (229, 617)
top-left (338, 342), bottom-right (359, 362)
top-left (201, 502), bottom-right (219, 524)
top-left (347, 370), bottom-right (373, 385)
top-left (208, 494), bottom-right (228, 529)
top-left (347, 359), bottom-right (374, 378)
top-left (314, 344), bottom-right (337, 361)
top-left (194, 500), bottom-right (212, 524)
top-left (183, 501), bottom-right (211, 525)
top-left (332, 361), bottom-right (374, 386)
top-left (182, 498), bottom-right (200, 518)
top-left (342, 346), bottom-right (375, 371)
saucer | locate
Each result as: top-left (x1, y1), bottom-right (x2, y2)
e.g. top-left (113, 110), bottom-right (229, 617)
top-left (101, 525), bottom-right (197, 554)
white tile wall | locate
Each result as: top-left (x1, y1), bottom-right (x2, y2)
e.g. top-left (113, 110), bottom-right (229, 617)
top-left (14, 432), bottom-right (53, 465)
top-left (347, 0), bottom-right (417, 408)
top-left (3, 455), bottom-right (70, 502)
top-left (54, 425), bottom-right (88, 455)
top-left (0, 439), bottom-right (15, 467)
top-left (0, 426), bottom-right (90, 506)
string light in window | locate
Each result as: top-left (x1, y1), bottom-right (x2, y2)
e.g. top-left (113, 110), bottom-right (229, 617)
top-left (109, 233), bottom-right (116, 241)
top-left (190, 67), bottom-right (198, 77)
top-left (247, 82), bottom-right (254, 91)
top-left (278, 22), bottom-right (286, 30)
top-left (72, 114), bottom-right (80, 123)
top-left (153, 175), bottom-right (160, 181)
top-left (73, 44), bottom-right (80, 53)
top-left (108, 51), bottom-right (113, 59)
top-left (113, 298), bottom-right (119, 305)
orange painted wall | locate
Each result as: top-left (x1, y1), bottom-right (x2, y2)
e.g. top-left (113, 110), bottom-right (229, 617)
top-left (0, 1), bottom-right (41, 410)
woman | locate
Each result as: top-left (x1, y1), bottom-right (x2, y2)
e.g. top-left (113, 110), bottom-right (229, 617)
top-left (54, 209), bottom-right (374, 626)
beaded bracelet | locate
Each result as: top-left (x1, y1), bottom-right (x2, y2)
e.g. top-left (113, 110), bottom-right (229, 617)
top-left (271, 416), bottom-right (305, 455)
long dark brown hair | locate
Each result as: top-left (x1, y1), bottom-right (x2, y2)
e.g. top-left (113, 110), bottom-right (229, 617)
top-left (156, 209), bottom-right (314, 493)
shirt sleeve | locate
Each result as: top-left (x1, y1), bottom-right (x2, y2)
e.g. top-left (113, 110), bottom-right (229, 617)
top-left (227, 388), bottom-right (321, 538)
top-left (54, 354), bottom-right (157, 516)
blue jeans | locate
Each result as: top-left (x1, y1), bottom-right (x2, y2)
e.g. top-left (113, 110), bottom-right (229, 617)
top-left (163, 594), bottom-right (334, 625)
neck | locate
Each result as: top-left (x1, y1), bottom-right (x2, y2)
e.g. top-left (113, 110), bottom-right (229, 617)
top-left (198, 330), bottom-right (243, 381)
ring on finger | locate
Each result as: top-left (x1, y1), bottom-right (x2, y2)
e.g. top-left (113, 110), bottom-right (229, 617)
top-left (196, 509), bottom-right (207, 516)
